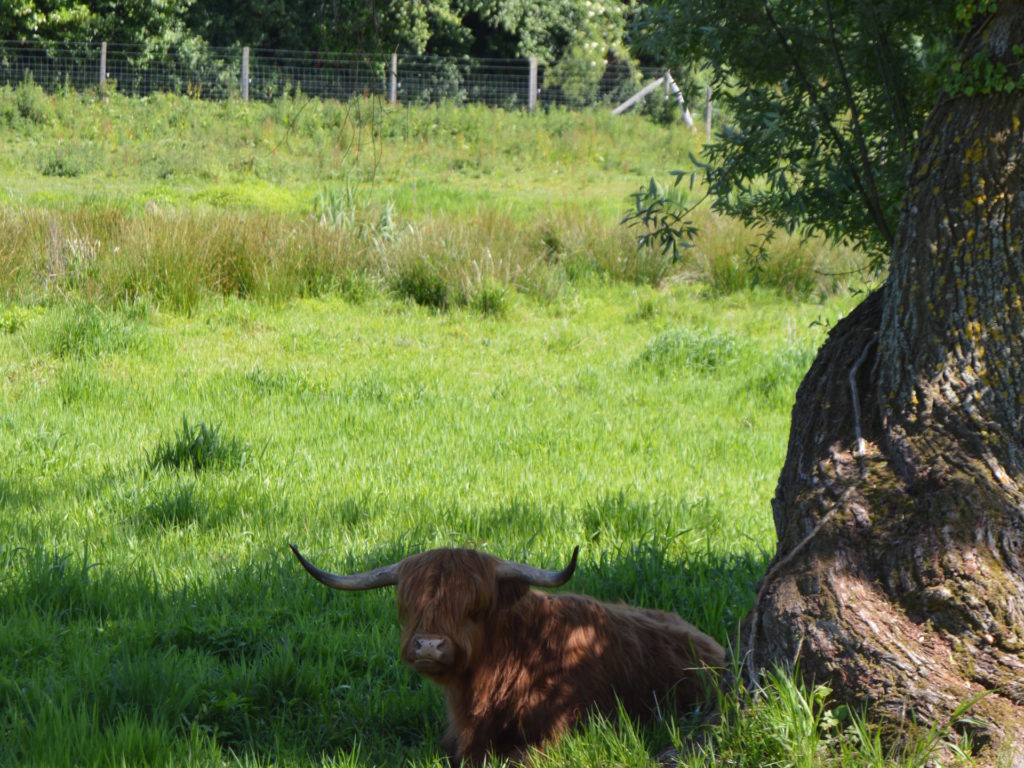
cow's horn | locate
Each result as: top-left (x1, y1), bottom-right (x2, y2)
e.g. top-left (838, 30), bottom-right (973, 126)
top-left (495, 546), bottom-right (579, 587)
top-left (290, 544), bottom-right (400, 590)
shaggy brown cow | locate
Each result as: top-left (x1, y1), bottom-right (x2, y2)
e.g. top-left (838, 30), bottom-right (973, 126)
top-left (290, 544), bottom-right (725, 764)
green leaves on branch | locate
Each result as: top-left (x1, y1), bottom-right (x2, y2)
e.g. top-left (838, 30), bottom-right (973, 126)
top-left (1, 0), bottom-right (195, 45)
top-left (622, 173), bottom-right (699, 263)
top-left (637, 0), bottom-right (959, 267)
top-left (944, 0), bottom-right (1024, 99)
top-left (954, 0), bottom-right (998, 24)
top-left (3, 0), bottom-right (641, 77)
top-left (948, 50), bottom-right (1024, 96)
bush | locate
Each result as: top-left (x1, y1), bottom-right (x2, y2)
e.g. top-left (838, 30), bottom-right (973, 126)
top-left (0, 305), bottom-right (28, 333)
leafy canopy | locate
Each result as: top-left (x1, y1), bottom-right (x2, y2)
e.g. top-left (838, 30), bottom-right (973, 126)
top-left (639, 0), bottom-right (961, 266)
top-left (0, 0), bottom-right (195, 44)
top-left (187, 0), bottom-right (638, 66)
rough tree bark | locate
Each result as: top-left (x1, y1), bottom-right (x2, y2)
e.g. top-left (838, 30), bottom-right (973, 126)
top-left (742, 7), bottom-right (1024, 765)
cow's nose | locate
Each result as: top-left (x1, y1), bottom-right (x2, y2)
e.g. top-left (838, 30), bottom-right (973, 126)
top-left (412, 635), bottom-right (449, 661)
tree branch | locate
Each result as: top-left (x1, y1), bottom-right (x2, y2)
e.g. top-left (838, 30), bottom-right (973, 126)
top-left (823, 0), bottom-right (894, 246)
top-left (759, 1), bottom-right (893, 248)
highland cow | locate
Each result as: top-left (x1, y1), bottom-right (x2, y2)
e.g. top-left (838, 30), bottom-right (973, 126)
top-left (290, 544), bottom-right (725, 764)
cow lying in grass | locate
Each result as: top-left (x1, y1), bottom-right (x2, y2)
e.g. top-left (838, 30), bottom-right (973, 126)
top-left (290, 544), bottom-right (725, 764)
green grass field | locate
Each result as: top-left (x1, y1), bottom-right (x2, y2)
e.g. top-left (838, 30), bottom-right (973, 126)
top-left (0, 84), bottom-right (957, 767)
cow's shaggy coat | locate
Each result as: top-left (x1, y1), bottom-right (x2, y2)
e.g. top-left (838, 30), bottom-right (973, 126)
top-left (292, 545), bottom-right (725, 764)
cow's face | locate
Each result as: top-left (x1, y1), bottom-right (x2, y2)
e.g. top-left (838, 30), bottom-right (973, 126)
top-left (396, 550), bottom-right (528, 680)
top-left (291, 543), bottom-right (578, 680)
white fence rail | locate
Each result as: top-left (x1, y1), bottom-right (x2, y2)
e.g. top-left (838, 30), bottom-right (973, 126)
top-left (0, 40), bottom-right (677, 112)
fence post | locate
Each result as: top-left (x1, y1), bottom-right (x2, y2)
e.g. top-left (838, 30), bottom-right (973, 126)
top-left (528, 56), bottom-right (538, 112)
top-left (704, 85), bottom-right (712, 139)
top-left (241, 47), bottom-right (250, 102)
top-left (390, 52), bottom-right (398, 105)
top-left (664, 70), bottom-right (671, 99)
top-left (99, 42), bottom-right (107, 91)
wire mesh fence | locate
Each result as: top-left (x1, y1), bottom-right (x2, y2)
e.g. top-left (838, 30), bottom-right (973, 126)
top-left (0, 40), bottom-right (666, 110)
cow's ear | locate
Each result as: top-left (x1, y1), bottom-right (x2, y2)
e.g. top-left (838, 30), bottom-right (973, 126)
top-left (496, 577), bottom-right (530, 608)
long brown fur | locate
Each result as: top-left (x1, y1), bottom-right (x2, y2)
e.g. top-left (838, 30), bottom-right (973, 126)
top-left (390, 549), bottom-right (726, 765)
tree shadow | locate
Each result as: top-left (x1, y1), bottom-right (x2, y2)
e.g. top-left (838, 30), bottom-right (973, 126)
top-left (0, 474), bottom-right (45, 515)
top-left (0, 543), bottom-right (440, 766)
top-left (0, 508), bottom-right (766, 765)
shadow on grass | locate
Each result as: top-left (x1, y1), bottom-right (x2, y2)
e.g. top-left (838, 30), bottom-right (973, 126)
top-left (0, 545), bottom-right (438, 766)
top-left (0, 474), bottom-right (44, 514)
top-left (0, 522), bottom-right (766, 765)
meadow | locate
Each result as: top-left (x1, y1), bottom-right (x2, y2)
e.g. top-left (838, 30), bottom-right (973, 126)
top-left (0, 83), bottom-right (954, 767)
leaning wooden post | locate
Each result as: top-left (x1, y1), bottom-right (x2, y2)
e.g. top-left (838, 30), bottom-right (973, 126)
top-left (389, 52), bottom-right (398, 105)
top-left (241, 46), bottom-right (250, 102)
top-left (99, 42), bottom-right (107, 91)
top-left (528, 56), bottom-right (538, 112)
top-left (704, 85), bottom-right (712, 139)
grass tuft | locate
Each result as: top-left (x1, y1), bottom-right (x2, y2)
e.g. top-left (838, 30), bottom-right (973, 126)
top-left (40, 145), bottom-right (92, 178)
top-left (634, 326), bottom-right (739, 375)
top-left (147, 416), bottom-right (248, 474)
top-left (140, 481), bottom-right (203, 529)
top-left (41, 302), bottom-right (143, 358)
top-left (0, 304), bottom-right (29, 333)
top-left (471, 279), bottom-right (508, 317)
top-left (391, 259), bottom-right (449, 310)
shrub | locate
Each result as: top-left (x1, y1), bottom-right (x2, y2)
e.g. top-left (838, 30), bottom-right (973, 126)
top-left (0, 85), bottom-right (18, 126)
top-left (0, 306), bottom-right (28, 333)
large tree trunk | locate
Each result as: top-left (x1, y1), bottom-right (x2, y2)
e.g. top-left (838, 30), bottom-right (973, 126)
top-left (742, 8), bottom-right (1024, 765)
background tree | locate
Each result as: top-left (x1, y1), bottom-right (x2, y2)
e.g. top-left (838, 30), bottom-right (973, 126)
top-left (185, 0), bottom-right (461, 55)
top-left (183, 0), bottom-right (639, 67)
top-left (0, 0), bottom-right (195, 44)
top-left (642, 1), bottom-right (1024, 761)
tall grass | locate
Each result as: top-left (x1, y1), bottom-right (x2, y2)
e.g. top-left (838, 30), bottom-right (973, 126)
top-left (0, 204), bottom-right (661, 309)
top-left (0, 84), bottom-right (869, 308)
top-left (0, 195), bottom-right (865, 311)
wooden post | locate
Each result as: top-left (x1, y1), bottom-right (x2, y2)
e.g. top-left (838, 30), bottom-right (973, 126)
top-left (241, 46), bottom-right (250, 102)
top-left (99, 42), bottom-right (107, 91)
top-left (389, 52), bottom-right (398, 105)
top-left (528, 56), bottom-right (538, 112)
top-left (664, 70), bottom-right (671, 99)
top-left (704, 85), bottom-right (712, 139)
